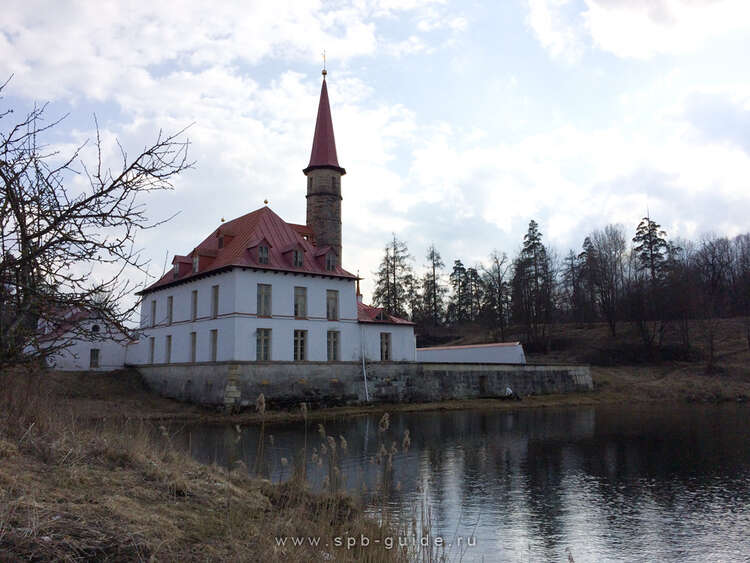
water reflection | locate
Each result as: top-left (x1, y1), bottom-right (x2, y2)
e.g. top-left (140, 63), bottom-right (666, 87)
top-left (173, 404), bottom-right (750, 562)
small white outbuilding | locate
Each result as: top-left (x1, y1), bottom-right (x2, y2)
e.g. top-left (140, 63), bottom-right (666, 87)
top-left (416, 342), bottom-right (526, 365)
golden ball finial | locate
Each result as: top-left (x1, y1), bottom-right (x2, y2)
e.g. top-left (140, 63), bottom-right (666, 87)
top-left (220, 217), bottom-right (225, 222)
top-left (322, 68), bottom-right (327, 77)
top-left (264, 199), bottom-right (269, 205)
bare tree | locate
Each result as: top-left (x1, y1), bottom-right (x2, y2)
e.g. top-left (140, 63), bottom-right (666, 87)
top-left (695, 235), bottom-right (732, 371)
top-left (590, 224), bottom-right (627, 337)
top-left (0, 79), bottom-right (192, 366)
top-left (481, 251), bottom-right (511, 340)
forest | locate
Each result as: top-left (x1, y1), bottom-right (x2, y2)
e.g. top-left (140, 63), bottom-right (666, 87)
top-left (372, 217), bottom-right (750, 369)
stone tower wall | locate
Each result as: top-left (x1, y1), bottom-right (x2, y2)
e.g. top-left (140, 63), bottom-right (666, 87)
top-left (305, 168), bottom-right (342, 265)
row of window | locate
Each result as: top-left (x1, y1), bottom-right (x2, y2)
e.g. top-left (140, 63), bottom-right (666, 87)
top-left (149, 285), bottom-right (340, 327)
top-left (145, 329), bottom-right (393, 363)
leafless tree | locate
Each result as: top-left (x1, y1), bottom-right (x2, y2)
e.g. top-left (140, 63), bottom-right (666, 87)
top-left (0, 79), bottom-right (192, 366)
top-left (481, 250), bottom-right (511, 341)
top-left (695, 235), bottom-right (732, 371)
top-left (590, 224), bottom-right (627, 337)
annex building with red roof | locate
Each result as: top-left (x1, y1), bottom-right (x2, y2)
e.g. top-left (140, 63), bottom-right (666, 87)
top-left (130, 71), bottom-right (417, 367)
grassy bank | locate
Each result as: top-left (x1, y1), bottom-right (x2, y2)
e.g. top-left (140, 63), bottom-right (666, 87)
top-left (0, 369), bottom-right (427, 562)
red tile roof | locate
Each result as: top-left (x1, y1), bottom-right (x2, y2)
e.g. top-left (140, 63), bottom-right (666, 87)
top-left (357, 302), bottom-right (415, 326)
top-left (303, 78), bottom-right (345, 175)
top-left (139, 206), bottom-right (356, 294)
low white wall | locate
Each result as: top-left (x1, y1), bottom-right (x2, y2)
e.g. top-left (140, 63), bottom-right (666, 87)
top-left (416, 342), bottom-right (526, 364)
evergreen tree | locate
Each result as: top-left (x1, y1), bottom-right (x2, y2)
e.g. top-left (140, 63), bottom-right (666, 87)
top-left (630, 216), bottom-right (673, 349)
top-left (632, 216), bottom-right (669, 284)
top-left (372, 235), bottom-right (415, 319)
top-left (511, 220), bottom-right (554, 349)
top-left (447, 259), bottom-right (468, 324)
top-left (466, 267), bottom-right (484, 322)
top-left (421, 245), bottom-right (447, 327)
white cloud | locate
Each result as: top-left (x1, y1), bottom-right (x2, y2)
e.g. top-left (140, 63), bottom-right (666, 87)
top-left (583, 0), bottom-right (750, 59)
top-left (527, 0), bottom-right (750, 61)
top-left (526, 0), bottom-right (583, 62)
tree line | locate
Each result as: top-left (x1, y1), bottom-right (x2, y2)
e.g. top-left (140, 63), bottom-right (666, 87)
top-left (372, 219), bottom-right (750, 367)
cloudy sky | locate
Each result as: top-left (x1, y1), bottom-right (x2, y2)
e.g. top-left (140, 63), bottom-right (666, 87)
top-left (2, 0), bottom-right (750, 305)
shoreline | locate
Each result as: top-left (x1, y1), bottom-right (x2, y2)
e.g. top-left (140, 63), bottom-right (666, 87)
top-left (47, 364), bottom-right (750, 427)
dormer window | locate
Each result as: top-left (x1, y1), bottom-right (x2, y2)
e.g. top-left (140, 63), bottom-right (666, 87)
top-left (192, 254), bottom-right (199, 273)
top-left (325, 253), bottom-right (336, 271)
top-left (218, 236), bottom-right (224, 249)
top-left (259, 245), bottom-right (269, 264)
top-left (173, 263), bottom-right (179, 279)
top-left (293, 249), bottom-right (303, 267)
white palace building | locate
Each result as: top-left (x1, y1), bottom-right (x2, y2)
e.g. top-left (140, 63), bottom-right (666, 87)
top-left (130, 72), bottom-right (417, 368)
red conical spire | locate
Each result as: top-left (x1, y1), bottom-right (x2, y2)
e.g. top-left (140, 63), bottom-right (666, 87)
top-left (303, 74), bottom-right (346, 175)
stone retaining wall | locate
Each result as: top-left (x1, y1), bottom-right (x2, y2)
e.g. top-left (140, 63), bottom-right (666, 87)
top-left (134, 361), bottom-right (592, 409)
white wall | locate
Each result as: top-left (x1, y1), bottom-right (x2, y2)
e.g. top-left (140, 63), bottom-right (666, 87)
top-left (416, 343), bottom-right (526, 364)
top-left (361, 323), bottom-right (417, 362)
top-left (133, 268), bottom-right (416, 363)
top-left (47, 320), bottom-right (129, 371)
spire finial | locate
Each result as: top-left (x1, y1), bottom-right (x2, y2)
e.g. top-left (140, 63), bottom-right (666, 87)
top-left (322, 49), bottom-right (327, 78)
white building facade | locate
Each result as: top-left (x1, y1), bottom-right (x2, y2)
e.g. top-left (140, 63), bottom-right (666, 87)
top-left (134, 268), bottom-right (415, 364)
top-left (39, 312), bottom-right (134, 371)
top-left (132, 72), bottom-right (416, 367)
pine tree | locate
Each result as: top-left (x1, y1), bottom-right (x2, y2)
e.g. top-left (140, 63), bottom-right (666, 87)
top-left (372, 235), bottom-right (415, 319)
top-left (511, 220), bottom-right (554, 349)
top-left (421, 245), bottom-right (447, 327)
top-left (447, 259), bottom-right (468, 324)
top-left (632, 216), bottom-right (669, 284)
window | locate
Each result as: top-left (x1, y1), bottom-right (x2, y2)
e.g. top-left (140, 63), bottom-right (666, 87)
top-left (167, 295), bottom-right (173, 325)
top-left (294, 330), bottom-right (307, 361)
top-left (173, 263), bottom-right (179, 279)
top-left (210, 329), bottom-right (218, 362)
top-left (380, 332), bottom-right (392, 361)
top-left (149, 337), bottom-right (155, 364)
top-left (307, 176), bottom-right (312, 190)
top-left (293, 249), bottom-right (304, 267)
top-left (326, 290), bottom-right (339, 320)
top-left (259, 245), bottom-right (269, 264)
top-left (218, 236), bottom-right (224, 249)
top-left (294, 286), bottom-right (307, 318)
top-left (91, 324), bottom-right (100, 334)
top-left (190, 332), bottom-right (196, 363)
top-left (150, 300), bottom-right (157, 328)
top-left (325, 253), bottom-right (336, 271)
top-left (211, 285), bottom-right (219, 319)
top-left (89, 348), bottom-right (100, 369)
top-left (327, 331), bottom-right (339, 361)
top-left (257, 328), bottom-right (271, 361)
top-left (191, 290), bottom-right (198, 321)
top-left (257, 284), bottom-right (272, 316)
top-left (165, 335), bottom-right (172, 364)
top-left (192, 254), bottom-right (199, 273)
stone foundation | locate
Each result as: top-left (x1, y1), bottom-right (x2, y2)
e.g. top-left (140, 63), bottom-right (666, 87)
top-left (134, 361), bottom-right (592, 409)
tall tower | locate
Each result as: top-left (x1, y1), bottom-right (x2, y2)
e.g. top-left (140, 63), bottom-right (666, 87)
top-left (304, 70), bottom-right (345, 266)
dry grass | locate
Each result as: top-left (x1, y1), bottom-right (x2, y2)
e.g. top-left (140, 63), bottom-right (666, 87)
top-left (0, 367), bottom-right (431, 562)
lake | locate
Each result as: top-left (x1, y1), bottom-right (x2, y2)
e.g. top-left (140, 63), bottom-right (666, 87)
top-left (175, 404), bottom-right (750, 562)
